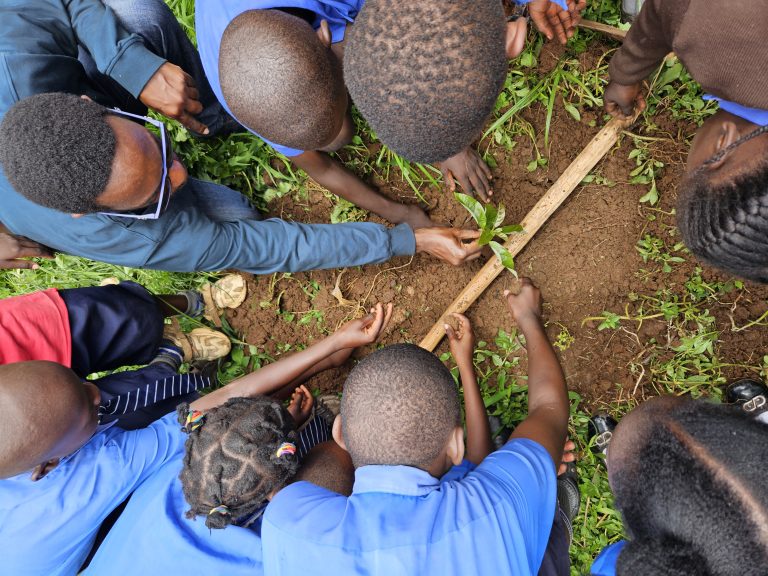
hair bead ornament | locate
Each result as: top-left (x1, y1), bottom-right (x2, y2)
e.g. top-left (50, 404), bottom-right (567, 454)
top-left (183, 409), bottom-right (205, 433)
top-left (275, 442), bottom-right (297, 458)
top-left (208, 505), bottom-right (230, 517)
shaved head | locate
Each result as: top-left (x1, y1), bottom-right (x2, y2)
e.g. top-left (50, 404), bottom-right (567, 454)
top-left (219, 9), bottom-right (346, 150)
top-left (0, 361), bottom-right (100, 478)
top-left (341, 344), bottom-right (461, 469)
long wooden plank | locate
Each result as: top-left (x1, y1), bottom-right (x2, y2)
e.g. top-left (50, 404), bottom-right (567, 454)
top-left (419, 114), bottom-right (637, 351)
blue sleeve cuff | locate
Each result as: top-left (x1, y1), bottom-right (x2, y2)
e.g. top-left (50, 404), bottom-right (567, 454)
top-left (516, 0), bottom-right (568, 10)
top-left (389, 223), bottom-right (416, 257)
top-left (107, 40), bottom-right (167, 98)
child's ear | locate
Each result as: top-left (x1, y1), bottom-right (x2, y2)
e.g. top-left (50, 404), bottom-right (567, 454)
top-left (445, 426), bottom-right (465, 466)
top-left (707, 120), bottom-right (741, 170)
top-left (332, 414), bottom-right (347, 450)
top-left (316, 19), bottom-right (332, 48)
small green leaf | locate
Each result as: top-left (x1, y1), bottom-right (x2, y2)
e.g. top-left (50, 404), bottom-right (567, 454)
top-left (564, 103), bottom-right (581, 121)
top-left (454, 192), bottom-right (486, 228)
top-left (489, 241), bottom-right (515, 270)
top-left (494, 204), bottom-right (506, 228)
top-left (499, 224), bottom-right (524, 234)
top-left (478, 228), bottom-right (495, 246)
top-left (526, 159), bottom-right (538, 172)
top-left (484, 204), bottom-right (498, 232)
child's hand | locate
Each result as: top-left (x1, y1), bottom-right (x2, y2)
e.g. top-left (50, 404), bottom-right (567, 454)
top-left (439, 147), bottom-right (493, 202)
top-left (287, 385), bottom-right (314, 426)
top-left (604, 81), bottom-right (646, 118)
top-left (333, 302), bottom-right (393, 350)
top-left (0, 232), bottom-right (53, 270)
top-left (529, 0), bottom-right (586, 44)
top-left (504, 278), bottom-right (542, 324)
top-left (445, 313), bottom-right (476, 366)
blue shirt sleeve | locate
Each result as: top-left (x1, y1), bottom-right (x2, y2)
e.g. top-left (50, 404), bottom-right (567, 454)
top-left (65, 0), bottom-right (166, 97)
top-left (0, 176), bottom-right (416, 273)
top-left (469, 439), bottom-right (557, 573)
top-left (517, 0), bottom-right (569, 11)
top-left (591, 541), bottom-right (627, 576)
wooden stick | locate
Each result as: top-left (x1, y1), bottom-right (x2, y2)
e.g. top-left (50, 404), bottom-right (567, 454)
top-left (419, 114), bottom-right (637, 352)
top-left (579, 19), bottom-right (627, 41)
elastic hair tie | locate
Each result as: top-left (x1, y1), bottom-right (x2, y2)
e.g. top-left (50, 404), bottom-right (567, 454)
top-left (275, 442), bottom-right (297, 458)
top-left (208, 505), bottom-right (230, 517)
top-left (183, 409), bottom-right (205, 433)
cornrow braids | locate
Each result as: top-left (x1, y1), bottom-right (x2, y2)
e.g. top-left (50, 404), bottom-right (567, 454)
top-left (677, 153), bottom-right (768, 282)
top-left (176, 396), bottom-right (300, 529)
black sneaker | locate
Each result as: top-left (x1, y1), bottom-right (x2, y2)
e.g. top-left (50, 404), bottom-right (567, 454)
top-left (588, 414), bottom-right (618, 456)
top-left (726, 378), bottom-right (768, 418)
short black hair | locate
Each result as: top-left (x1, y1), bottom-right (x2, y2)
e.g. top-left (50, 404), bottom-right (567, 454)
top-left (341, 343), bottom-right (461, 469)
top-left (677, 158), bottom-right (768, 283)
top-left (177, 396), bottom-right (300, 529)
top-left (612, 400), bottom-right (768, 575)
top-left (0, 93), bottom-right (115, 213)
top-left (343, 0), bottom-right (507, 163)
top-left (219, 9), bottom-right (345, 151)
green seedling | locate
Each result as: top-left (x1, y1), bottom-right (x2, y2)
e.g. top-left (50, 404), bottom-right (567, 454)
top-left (454, 193), bottom-right (523, 271)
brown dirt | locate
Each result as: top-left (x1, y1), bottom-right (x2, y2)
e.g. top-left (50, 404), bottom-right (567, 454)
top-left (226, 40), bottom-right (768, 410)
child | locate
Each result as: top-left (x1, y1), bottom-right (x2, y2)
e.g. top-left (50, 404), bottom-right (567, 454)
top-left (0, 277), bottom-right (241, 429)
top-left (603, 0), bottom-right (768, 282)
top-left (262, 278), bottom-right (572, 575)
top-left (0, 302), bottom-right (389, 576)
top-left (341, 0), bottom-right (570, 202)
top-left (195, 0), bottom-right (432, 228)
top-left (590, 397), bottom-right (768, 576)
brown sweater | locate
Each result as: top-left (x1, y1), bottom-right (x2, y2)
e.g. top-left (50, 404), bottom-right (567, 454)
top-left (609, 0), bottom-right (768, 109)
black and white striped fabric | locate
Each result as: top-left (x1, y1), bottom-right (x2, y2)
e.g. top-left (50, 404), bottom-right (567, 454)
top-left (297, 415), bottom-right (332, 459)
top-left (98, 372), bottom-right (211, 425)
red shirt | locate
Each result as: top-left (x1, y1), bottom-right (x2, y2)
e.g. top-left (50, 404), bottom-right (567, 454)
top-left (0, 288), bottom-right (71, 366)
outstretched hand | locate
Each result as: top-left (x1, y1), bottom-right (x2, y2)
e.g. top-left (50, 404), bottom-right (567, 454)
top-left (529, 0), bottom-right (586, 44)
top-left (440, 147), bottom-right (493, 202)
top-left (503, 277), bottom-right (542, 325)
top-left (604, 81), bottom-right (646, 118)
top-left (287, 384), bottom-right (314, 426)
top-left (333, 302), bottom-right (393, 350)
top-left (139, 62), bottom-right (209, 134)
top-left (445, 313), bottom-right (476, 367)
top-left (0, 233), bottom-right (53, 269)
top-left (414, 227), bottom-right (482, 265)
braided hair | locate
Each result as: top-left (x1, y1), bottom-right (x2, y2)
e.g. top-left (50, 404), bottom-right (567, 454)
top-left (677, 125), bottom-right (768, 283)
top-left (611, 399), bottom-right (768, 575)
top-left (176, 396), bottom-right (300, 529)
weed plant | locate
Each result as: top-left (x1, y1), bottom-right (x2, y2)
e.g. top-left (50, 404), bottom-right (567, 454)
top-left (0, 1), bottom-right (765, 574)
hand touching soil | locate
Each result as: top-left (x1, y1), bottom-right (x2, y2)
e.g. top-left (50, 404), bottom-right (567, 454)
top-left (439, 147), bottom-right (493, 201)
top-left (414, 228), bottom-right (482, 265)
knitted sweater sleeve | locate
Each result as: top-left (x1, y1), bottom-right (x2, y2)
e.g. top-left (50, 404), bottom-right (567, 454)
top-left (608, 0), bottom-right (688, 85)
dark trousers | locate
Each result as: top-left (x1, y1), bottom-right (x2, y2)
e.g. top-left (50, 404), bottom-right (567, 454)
top-left (59, 281), bottom-right (164, 377)
top-left (77, 0), bottom-right (232, 135)
top-left (538, 506), bottom-right (571, 576)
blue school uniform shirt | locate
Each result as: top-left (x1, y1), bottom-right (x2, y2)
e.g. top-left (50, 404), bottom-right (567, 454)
top-left (0, 412), bottom-right (185, 576)
top-left (83, 459), bottom-right (264, 576)
top-left (195, 0), bottom-right (365, 157)
top-left (262, 438), bottom-right (557, 576)
top-left (590, 541), bottom-right (627, 576)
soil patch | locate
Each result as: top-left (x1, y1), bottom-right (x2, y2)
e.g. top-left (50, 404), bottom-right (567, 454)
top-left (227, 41), bottom-right (768, 409)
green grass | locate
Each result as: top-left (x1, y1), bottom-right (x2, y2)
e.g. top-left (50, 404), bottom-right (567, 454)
top-left (1, 1), bottom-right (766, 574)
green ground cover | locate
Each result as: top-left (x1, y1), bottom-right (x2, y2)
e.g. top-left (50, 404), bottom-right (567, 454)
top-left (2, 1), bottom-right (766, 573)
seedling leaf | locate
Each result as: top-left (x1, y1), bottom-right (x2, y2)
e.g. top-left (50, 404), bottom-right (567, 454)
top-left (454, 193), bottom-right (486, 228)
top-left (489, 241), bottom-right (515, 270)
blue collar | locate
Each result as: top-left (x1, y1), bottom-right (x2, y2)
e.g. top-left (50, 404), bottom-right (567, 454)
top-left (353, 465), bottom-right (441, 497)
top-left (703, 95), bottom-right (768, 126)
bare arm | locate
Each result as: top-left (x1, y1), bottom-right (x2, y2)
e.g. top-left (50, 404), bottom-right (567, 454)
top-left (191, 303), bottom-right (392, 412)
top-left (291, 151), bottom-right (432, 228)
top-left (445, 314), bottom-right (493, 465)
top-left (506, 280), bottom-right (569, 470)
